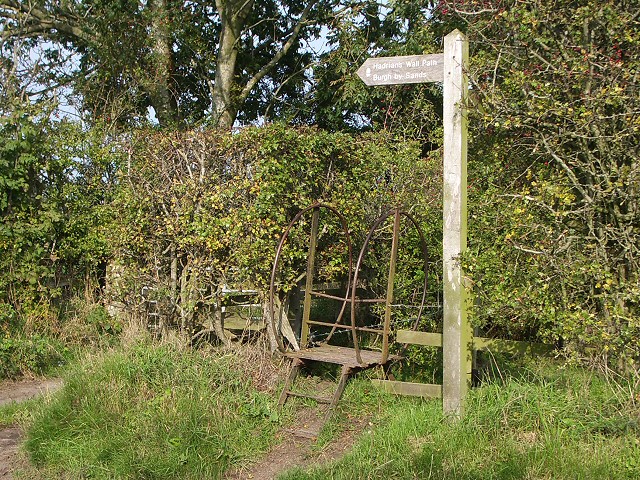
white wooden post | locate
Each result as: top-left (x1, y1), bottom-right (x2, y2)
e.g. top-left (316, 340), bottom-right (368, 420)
top-left (442, 29), bottom-right (472, 417)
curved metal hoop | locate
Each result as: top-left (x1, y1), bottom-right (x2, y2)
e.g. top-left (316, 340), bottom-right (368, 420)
top-left (350, 208), bottom-right (430, 365)
top-left (268, 202), bottom-right (353, 353)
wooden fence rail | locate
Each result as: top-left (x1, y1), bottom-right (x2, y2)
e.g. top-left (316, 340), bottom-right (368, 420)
top-left (371, 330), bottom-right (555, 398)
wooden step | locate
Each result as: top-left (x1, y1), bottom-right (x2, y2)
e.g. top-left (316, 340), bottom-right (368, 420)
top-left (284, 391), bottom-right (332, 404)
top-left (284, 344), bottom-right (402, 368)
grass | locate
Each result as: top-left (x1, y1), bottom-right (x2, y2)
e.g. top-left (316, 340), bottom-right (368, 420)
top-left (1, 302), bottom-right (122, 380)
top-left (281, 359), bottom-right (640, 479)
top-left (0, 396), bottom-right (43, 428)
top-left (18, 337), bottom-right (290, 479)
top-left (9, 338), bottom-right (640, 480)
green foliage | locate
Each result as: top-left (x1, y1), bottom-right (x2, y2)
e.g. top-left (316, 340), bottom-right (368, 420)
top-left (55, 125), bottom-right (119, 273)
top-left (55, 301), bottom-right (124, 348)
top-left (0, 103), bottom-right (69, 344)
top-left (0, 109), bottom-right (112, 293)
top-left (0, 0), bottom-right (362, 128)
top-left (0, 334), bottom-right (66, 378)
top-left (431, 0), bottom-right (640, 366)
top-left (308, 1), bottom-right (444, 146)
top-left (111, 125), bottom-right (441, 338)
top-left (2, 0), bottom-right (636, 375)
top-left (84, 305), bottom-right (120, 336)
top-left (0, 96), bottom-right (118, 376)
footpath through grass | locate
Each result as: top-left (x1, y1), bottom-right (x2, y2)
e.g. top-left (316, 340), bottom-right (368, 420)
top-left (5, 337), bottom-right (639, 479)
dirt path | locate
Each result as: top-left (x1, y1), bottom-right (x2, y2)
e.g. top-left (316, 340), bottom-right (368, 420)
top-left (226, 407), bottom-right (369, 480)
top-left (0, 426), bottom-right (22, 480)
top-left (0, 379), bottom-right (63, 407)
top-left (0, 378), bottom-right (63, 480)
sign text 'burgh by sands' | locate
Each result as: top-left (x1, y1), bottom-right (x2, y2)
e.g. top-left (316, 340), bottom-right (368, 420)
top-left (356, 53), bottom-right (444, 86)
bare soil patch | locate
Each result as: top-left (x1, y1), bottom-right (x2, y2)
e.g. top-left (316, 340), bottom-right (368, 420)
top-left (226, 406), bottom-right (369, 480)
top-left (0, 426), bottom-right (22, 480)
top-left (0, 378), bottom-right (63, 407)
top-left (0, 378), bottom-right (63, 480)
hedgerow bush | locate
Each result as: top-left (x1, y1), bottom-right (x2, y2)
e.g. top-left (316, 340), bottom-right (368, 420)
top-left (109, 124), bottom-right (443, 350)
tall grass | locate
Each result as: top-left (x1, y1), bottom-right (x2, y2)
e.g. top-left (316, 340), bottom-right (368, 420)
top-left (282, 360), bottom-right (640, 479)
top-left (21, 338), bottom-right (287, 479)
top-left (14, 339), bottom-right (640, 479)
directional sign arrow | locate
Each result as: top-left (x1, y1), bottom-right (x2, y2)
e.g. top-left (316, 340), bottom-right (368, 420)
top-left (356, 53), bottom-right (444, 86)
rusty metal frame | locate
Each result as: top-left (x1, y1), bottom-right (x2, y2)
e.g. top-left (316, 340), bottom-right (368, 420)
top-left (350, 208), bottom-right (430, 364)
top-left (271, 204), bottom-right (432, 430)
top-left (269, 204), bottom-right (430, 365)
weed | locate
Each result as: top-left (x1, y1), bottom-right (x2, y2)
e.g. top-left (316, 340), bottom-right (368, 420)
top-left (0, 397), bottom-right (40, 427)
top-left (0, 334), bottom-right (67, 378)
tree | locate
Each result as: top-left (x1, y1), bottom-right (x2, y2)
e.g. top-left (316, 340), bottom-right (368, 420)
top-left (302, 0), bottom-right (444, 149)
top-left (0, 101), bottom-right (115, 331)
top-left (435, 0), bottom-right (639, 364)
top-left (0, 0), bottom-right (335, 128)
top-left (0, 27), bottom-right (118, 379)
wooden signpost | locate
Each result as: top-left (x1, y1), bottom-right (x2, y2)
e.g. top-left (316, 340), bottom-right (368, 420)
top-left (357, 30), bottom-right (472, 417)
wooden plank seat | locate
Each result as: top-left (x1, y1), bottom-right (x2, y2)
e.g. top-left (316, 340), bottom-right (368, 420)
top-left (284, 344), bottom-right (402, 369)
top-left (278, 345), bottom-right (403, 434)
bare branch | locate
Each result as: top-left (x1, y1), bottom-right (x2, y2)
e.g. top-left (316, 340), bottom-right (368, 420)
top-left (0, 0), bottom-right (95, 43)
top-left (510, 243), bottom-right (546, 255)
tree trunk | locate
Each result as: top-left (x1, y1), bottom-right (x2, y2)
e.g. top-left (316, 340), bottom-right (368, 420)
top-left (211, 0), bottom-right (254, 129)
top-left (148, 0), bottom-right (178, 127)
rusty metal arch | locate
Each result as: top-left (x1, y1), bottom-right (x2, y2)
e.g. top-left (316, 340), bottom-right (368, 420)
top-left (273, 204), bottom-right (432, 428)
top-left (268, 202), bottom-right (353, 353)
